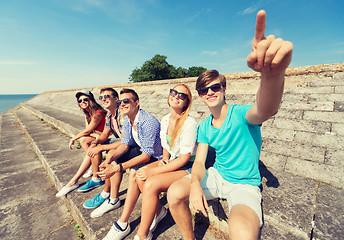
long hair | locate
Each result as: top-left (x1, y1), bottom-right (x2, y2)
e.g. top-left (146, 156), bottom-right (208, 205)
top-left (78, 94), bottom-right (106, 123)
top-left (169, 84), bottom-right (192, 148)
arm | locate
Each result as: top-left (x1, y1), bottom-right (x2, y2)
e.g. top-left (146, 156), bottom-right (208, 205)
top-left (246, 10), bottom-right (293, 125)
top-left (136, 152), bottom-right (191, 180)
top-left (69, 113), bottom-right (104, 149)
top-left (189, 143), bottom-right (210, 217)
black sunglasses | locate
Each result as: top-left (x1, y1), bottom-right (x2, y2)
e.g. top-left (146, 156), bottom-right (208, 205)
top-left (77, 97), bottom-right (89, 103)
top-left (169, 89), bottom-right (188, 100)
top-left (117, 98), bottom-right (133, 105)
top-left (197, 83), bottom-right (223, 96)
top-left (99, 95), bottom-right (112, 100)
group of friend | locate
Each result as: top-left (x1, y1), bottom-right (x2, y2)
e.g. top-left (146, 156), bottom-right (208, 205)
top-left (55, 10), bottom-right (293, 240)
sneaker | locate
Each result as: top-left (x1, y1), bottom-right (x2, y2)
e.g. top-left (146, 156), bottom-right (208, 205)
top-left (77, 179), bottom-right (103, 192)
top-left (55, 183), bottom-right (79, 197)
top-left (83, 193), bottom-right (108, 209)
top-left (133, 232), bottom-right (153, 240)
top-left (149, 206), bottom-right (167, 232)
top-left (83, 168), bottom-right (93, 178)
top-left (91, 198), bottom-right (120, 218)
top-left (102, 222), bottom-right (130, 240)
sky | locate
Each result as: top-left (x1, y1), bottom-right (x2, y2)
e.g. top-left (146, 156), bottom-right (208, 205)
top-left (0, 0), bottom-right (343, 94)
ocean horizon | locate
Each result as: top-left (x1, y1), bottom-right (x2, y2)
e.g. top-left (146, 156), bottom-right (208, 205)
top-left (0, 94), bottom-right (38, 114)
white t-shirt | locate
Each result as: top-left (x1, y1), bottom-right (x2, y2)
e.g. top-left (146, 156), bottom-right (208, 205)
top-left (160, 114), bottom-right (198, 161)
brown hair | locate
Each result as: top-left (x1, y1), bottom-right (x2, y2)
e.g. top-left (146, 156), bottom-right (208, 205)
top-left (77, 93), bottom-right (106, 123)
top-left (120, 88), bottom-right (139, 102)
top-left (169, 84), bottom-right (192, 148)
top-left (196, 69), bottom-right (226, 91)
top-left (100, 88), bottom-right (119, 98)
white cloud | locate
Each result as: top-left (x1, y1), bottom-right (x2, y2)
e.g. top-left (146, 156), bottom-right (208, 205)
top-left (238, 6), bottom-right (257, 16)
top-left (0, 61), bottom-right (35, 65)
top-left (201, 51), bottom-right (218, 56)
top-left (185, 8), bottom-right (212, 25)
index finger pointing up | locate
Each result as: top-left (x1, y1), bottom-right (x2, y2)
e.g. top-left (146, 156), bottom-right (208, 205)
top-left (254, 10), bottom-right (266, 41)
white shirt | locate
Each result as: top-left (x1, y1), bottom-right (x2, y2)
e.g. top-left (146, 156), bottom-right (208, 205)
top-left (160, 114), bottom-right (198, 161)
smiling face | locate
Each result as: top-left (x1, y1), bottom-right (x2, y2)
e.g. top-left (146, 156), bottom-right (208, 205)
top-left (100, 90), bottom-right (117, 111)
top-left (199, 79), bottom-right (226, 108)
top-left (168, 85), bottom-right (190, 113)
top-left (118, 92), bottom-right (139, 117)
top-left (77, 95), bottom-right (90, 109)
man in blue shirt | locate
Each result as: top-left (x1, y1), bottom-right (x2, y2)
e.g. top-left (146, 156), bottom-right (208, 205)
top-left (84, 88), bottom-right (163, 219)
top-left (167, 10), bottom-right (293, 240)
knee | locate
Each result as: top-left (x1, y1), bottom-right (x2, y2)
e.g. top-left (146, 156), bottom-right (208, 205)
top-left (228, 209), bottom-right (260, 240)
top-left (79, 137), bottom-right (89, 146)
top-left (167, 181), bottom-right (189, 207)
top-left (142, 177), bottom-right (159, 194)
top-left (128, 169), bottom-right (137, 182)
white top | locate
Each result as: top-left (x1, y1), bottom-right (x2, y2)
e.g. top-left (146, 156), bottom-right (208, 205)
top-left (160, 113), bottom-right (198, 161)
top-left (132, 110), bottom-right (142, 148)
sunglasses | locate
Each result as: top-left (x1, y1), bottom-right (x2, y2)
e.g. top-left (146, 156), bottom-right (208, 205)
top-left (77, 98), bottom-right (89, 103)
top-left (99, 95), bottom-right (112, 100)
top-left (197, 83), bottom-right (223, 96)
top-left (117, 98), bottom-right (133, 105)
top-left (169, 89), bottom-right (188, 100)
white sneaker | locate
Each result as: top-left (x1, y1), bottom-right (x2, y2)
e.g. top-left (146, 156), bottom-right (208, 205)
top-left (149, 206), bottom-right (167, 232)
top-left (103, 222), bottom-right (130, 240)
top-left (91, 198), bottom-right (120, 218)
top-left (83, 168), bottom-right (93, 178)
top-left (55, 183), bottom-right (79, 197)
top-left (133, 231), bottom-right (153, 240)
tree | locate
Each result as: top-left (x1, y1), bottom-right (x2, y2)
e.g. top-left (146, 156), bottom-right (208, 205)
top-left (129, 54), bottom-right (207, 82)
top-left (186, 66), bottom-right (208, 77)
top-left (129, 54), bottom-right (175, 82)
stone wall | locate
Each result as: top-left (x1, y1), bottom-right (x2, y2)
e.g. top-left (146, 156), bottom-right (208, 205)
top-left (26, 63), bottom-right (344, 188)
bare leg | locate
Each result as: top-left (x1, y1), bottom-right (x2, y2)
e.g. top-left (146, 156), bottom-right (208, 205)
top-left (66, 154), bottom-right (92, 187)
top-left (136, 171), bottom-right (188, 239)
top-left (79, 136), bottom-right (95, 152)
top-left (118, 169), bottom-right (141, 222)
top-left (228, 205), bottom-right (260, 240)
top-left (91, 153), bottom-right (101, 177)
top-left (167, 176), bottom-right (195, 240)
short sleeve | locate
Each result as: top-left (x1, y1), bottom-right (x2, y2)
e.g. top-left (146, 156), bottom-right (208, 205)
top-left (179, 117), bottom-right (198, 155)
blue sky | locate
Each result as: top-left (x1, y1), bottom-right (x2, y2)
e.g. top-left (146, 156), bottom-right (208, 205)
top-left (0, 0), bottom-right (343, 94)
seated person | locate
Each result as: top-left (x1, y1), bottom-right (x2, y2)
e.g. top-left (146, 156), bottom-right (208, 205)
top-left (79, 87), bottom-right (124, 194)
top-left (83, 88), bottom-right (163, 219)
top-left (167, 10), bottom-right (293, 240)
top-left (102, 84), bottom-right (198, 240)
top-left (56, 90), bottom-right (106, 197)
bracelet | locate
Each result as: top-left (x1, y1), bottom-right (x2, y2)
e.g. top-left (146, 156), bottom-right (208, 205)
top-left (91, 142), bottom-right (97, 145)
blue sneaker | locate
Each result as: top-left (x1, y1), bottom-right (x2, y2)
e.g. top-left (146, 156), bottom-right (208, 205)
top-left (83, 193), bottom-right (108, 209)
top-left (77, 179), bottom-right (103, 192)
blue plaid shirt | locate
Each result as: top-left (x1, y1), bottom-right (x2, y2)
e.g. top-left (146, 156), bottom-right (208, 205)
top-left (121, 109), bottom-right (163, 159)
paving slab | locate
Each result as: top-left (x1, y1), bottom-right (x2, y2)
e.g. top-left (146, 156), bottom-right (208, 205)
top-left (313, 183), bottom-right (344, 240)
top-left (259, 161), bottom-right (315, 239)
top-left (0, 112), bottom-right (79, 240)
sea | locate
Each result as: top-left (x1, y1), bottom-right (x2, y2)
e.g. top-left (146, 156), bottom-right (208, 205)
top-left (0, 94), bottom-right (38, 114)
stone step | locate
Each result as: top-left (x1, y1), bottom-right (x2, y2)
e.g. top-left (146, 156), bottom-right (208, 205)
top-left (13, 107), bottom-right (222, 240)
top-left (0, 112), bottom-right (78, 240)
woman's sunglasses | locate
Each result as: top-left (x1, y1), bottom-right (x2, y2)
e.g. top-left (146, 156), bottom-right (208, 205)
top-left (77, 98), bottom-right (89, 103)
top-left (169, 89), bottom-right (188, 100)
top-left (197, 83), bottom-right (223, 96)
top-left (117, 98), bottom-right (132, 105)
top-left (99, 95), bottom-right (112, 100)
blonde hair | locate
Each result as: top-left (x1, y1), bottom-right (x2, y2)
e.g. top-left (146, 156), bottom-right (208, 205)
top-left (169, 84), bottom-right (192, 148)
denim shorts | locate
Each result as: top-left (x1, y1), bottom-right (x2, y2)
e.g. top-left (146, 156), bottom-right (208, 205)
top-left (187, 167), bottom-right (263, 226)
top-left (179, 161), bottom-right (194, 174)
